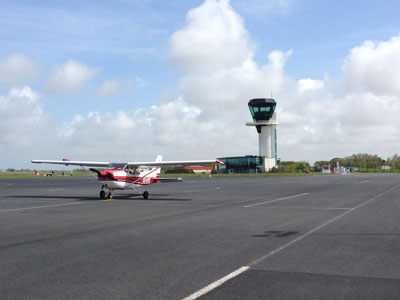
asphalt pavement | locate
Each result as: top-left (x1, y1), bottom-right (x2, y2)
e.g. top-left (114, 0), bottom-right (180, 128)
top-left (1, 174), bottom-right (400, 299)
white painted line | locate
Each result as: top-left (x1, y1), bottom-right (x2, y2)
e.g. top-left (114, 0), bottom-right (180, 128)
top-left (182, 183), bottom-right (400, 300)
top-left (185, 187), bottom-right (220, 193)
top-left (182, 266), bottom-right (249, 300)
top-left (0, 202), bottom-right (81, 213)
top-left (248, 183), bottom-right (400, 267)
top-left (353, 180), bottom-right (369, 184)
top-left (244, 192), bottom-right (309, 208)
top-left (257, 206), bottom-right (351, 210)
top-left (49, 188), bottom-right (65, 191)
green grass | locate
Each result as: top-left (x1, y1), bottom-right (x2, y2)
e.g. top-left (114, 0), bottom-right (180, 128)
top-left (357, 168), bottom-right (400, 173)
top-left (0, 171), bottom-right (91, 179)
top-left (164, 172), bottom-right (328, 178)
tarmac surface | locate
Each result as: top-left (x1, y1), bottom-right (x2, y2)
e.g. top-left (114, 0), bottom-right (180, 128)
top-left (1, 173), bottom-right (400, 299)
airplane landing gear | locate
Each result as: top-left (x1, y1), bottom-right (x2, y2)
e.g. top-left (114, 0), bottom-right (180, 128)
top-left (143, 191), bottom-right (149, 199)
top-left (100, 188), bottom-right (112, 200)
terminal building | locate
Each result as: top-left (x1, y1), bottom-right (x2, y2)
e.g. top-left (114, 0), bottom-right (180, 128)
top-left (218, 98), bottom-right (279, 173)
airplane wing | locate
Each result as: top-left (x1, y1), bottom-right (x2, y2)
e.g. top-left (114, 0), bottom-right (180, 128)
top-left (31, 160), bottom-right (125, 169)
top-left (125, 159), bottom-right (223, 167)
top-left (31, 159), bottom-right (223, 168)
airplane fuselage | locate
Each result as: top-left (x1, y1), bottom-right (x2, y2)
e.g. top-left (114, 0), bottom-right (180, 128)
top-left (98, 169), bottom-right (160, 190)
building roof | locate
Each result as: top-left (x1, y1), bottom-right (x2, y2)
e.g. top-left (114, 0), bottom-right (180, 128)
top-left (177, 166), bottom-right (214, 170)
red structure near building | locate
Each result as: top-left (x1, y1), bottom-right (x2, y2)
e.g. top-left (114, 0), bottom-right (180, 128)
top-left (177, 166), bottom-right (214, 174)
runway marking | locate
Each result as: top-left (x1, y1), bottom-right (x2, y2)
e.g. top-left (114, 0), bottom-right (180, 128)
top-left (253, 206), bottom-right (351, 210)
top-left (184, 187), bottom-right (220, 193)
top-left (0, 202), bottom-right (81, 213)
top-left (182, 266), bottom-right (249, 300)
top-left (354, 180), bottom-right (370, 184)
top-left (183, 183), bottom-right (400, 300)
top-left (248, 182), bottom-right (400, 267)
top-left (244, 192), bottom-right (309, 208)
top-left (49, 188), bottom-right (65, 191)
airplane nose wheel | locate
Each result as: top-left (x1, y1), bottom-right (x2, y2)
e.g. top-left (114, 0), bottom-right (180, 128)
top-left (143, 191), bottom-right (149, 199)
top-left (100, 190), bottom-right (106, 199)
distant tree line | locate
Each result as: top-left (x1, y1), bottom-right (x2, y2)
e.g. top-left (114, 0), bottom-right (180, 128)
top-left (271, 153), bottom-right (400, 173)
top-left (314, 153), bottom-right (400, 170)
top-left (270, 161), bottom-right (311, 173)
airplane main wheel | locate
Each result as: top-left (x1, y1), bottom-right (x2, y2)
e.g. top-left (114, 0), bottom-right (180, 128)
top-left (100, 190), bottom-right (106, 199)
top-left (143, 191), bottom-right (149, 199)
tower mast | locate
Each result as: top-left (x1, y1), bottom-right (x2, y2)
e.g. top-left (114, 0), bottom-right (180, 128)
top-left (246, 98), bottom-right (279, 172)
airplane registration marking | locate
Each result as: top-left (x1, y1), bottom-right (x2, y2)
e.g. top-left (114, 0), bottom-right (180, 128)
top-left (244, 192), bottom-right (309, 208)
top-left (142, 177), bottom-right (151, 184)
top-left (0, 202), bottom-right (81, 213)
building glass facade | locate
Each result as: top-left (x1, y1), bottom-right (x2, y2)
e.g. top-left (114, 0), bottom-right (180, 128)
top-left (217, 156), bottom-right (264, 174)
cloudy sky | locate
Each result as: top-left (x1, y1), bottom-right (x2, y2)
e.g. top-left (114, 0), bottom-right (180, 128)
top-left (1, 0), bottom-right (400, 169)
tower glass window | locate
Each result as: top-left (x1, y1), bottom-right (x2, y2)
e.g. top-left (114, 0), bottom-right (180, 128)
top-left (248, 98), bottom-right (276, 121)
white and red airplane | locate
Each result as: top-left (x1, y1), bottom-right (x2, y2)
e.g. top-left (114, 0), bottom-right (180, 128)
top-left (32, 155), bottom-right (223, 199)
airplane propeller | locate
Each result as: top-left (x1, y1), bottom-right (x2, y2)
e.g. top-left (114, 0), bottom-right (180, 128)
top-left (105, 172), bottom-right (117, 181)
top-left (89, 168), bottom-right (101, 176)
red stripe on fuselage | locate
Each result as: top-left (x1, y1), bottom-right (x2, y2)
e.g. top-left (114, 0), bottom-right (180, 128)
top-left (98, 169), bottom-right (156, 185)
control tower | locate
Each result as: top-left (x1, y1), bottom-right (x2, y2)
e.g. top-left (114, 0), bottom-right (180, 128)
top-left (246, 98), bottom-right (278, 171)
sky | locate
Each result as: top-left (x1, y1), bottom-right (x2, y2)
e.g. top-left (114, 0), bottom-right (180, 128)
top-left (1, 0), bottom-right (400, 168)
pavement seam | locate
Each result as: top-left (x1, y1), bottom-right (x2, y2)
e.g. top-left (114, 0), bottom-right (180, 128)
top-left (248, 182), bottom-right (400, 267)
top-left (180, 182), bottom-right (400, 300)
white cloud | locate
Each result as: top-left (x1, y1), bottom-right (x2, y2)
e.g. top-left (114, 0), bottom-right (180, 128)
top-left (97, 79), bottom-right (123, 98)
top-left (97, 78), bottom-right (144, 98)
top-left (167, 0), bottom-right (400, 162)
top-left (4, 0), bottom-right (400, 168)
top-left (170, 0), bottom-right (254, 74)
top-left (45, 59), bottom-right (98, 95)
top-left (0, 54), bottom-right (41, 86)
top-left (0, 86), bottom-right (46, 149)
top-left (343, 35), bottom-right (400, 94)
top-left (297, 78), bottom-right (324, 92)
top-left (56, 98), bottom-right (228, 160)
top-left (47, 0), bottom-right (400, 163)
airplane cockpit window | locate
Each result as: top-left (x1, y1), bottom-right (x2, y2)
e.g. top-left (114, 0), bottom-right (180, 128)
top-left (125, 166), bottom-right (140, 175)
top-left (138, 166), bottom-right (151, 173)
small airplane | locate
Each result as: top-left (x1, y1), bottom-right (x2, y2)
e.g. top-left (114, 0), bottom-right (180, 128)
top-left (31, 155), bottom-right (223, 199)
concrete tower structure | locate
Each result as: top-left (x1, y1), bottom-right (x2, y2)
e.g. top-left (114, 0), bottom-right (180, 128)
top-left (246, 98), bottom-right (279, 172)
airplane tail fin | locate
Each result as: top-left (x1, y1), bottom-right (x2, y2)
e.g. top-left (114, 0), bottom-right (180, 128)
top-left (142, 155), bottom-right (163, 179)
top-left (153, 155), bottom-right (162, 178)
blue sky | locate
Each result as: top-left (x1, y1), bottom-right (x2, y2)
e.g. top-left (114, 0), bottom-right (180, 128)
top-left (1, 0), bottom-right (400, 168)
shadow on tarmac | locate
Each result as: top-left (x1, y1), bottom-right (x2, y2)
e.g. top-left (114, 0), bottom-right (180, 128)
top-left (7, 194), bottom-right (192, 202)
top-left (253, 230), bottom-right (299, 238)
